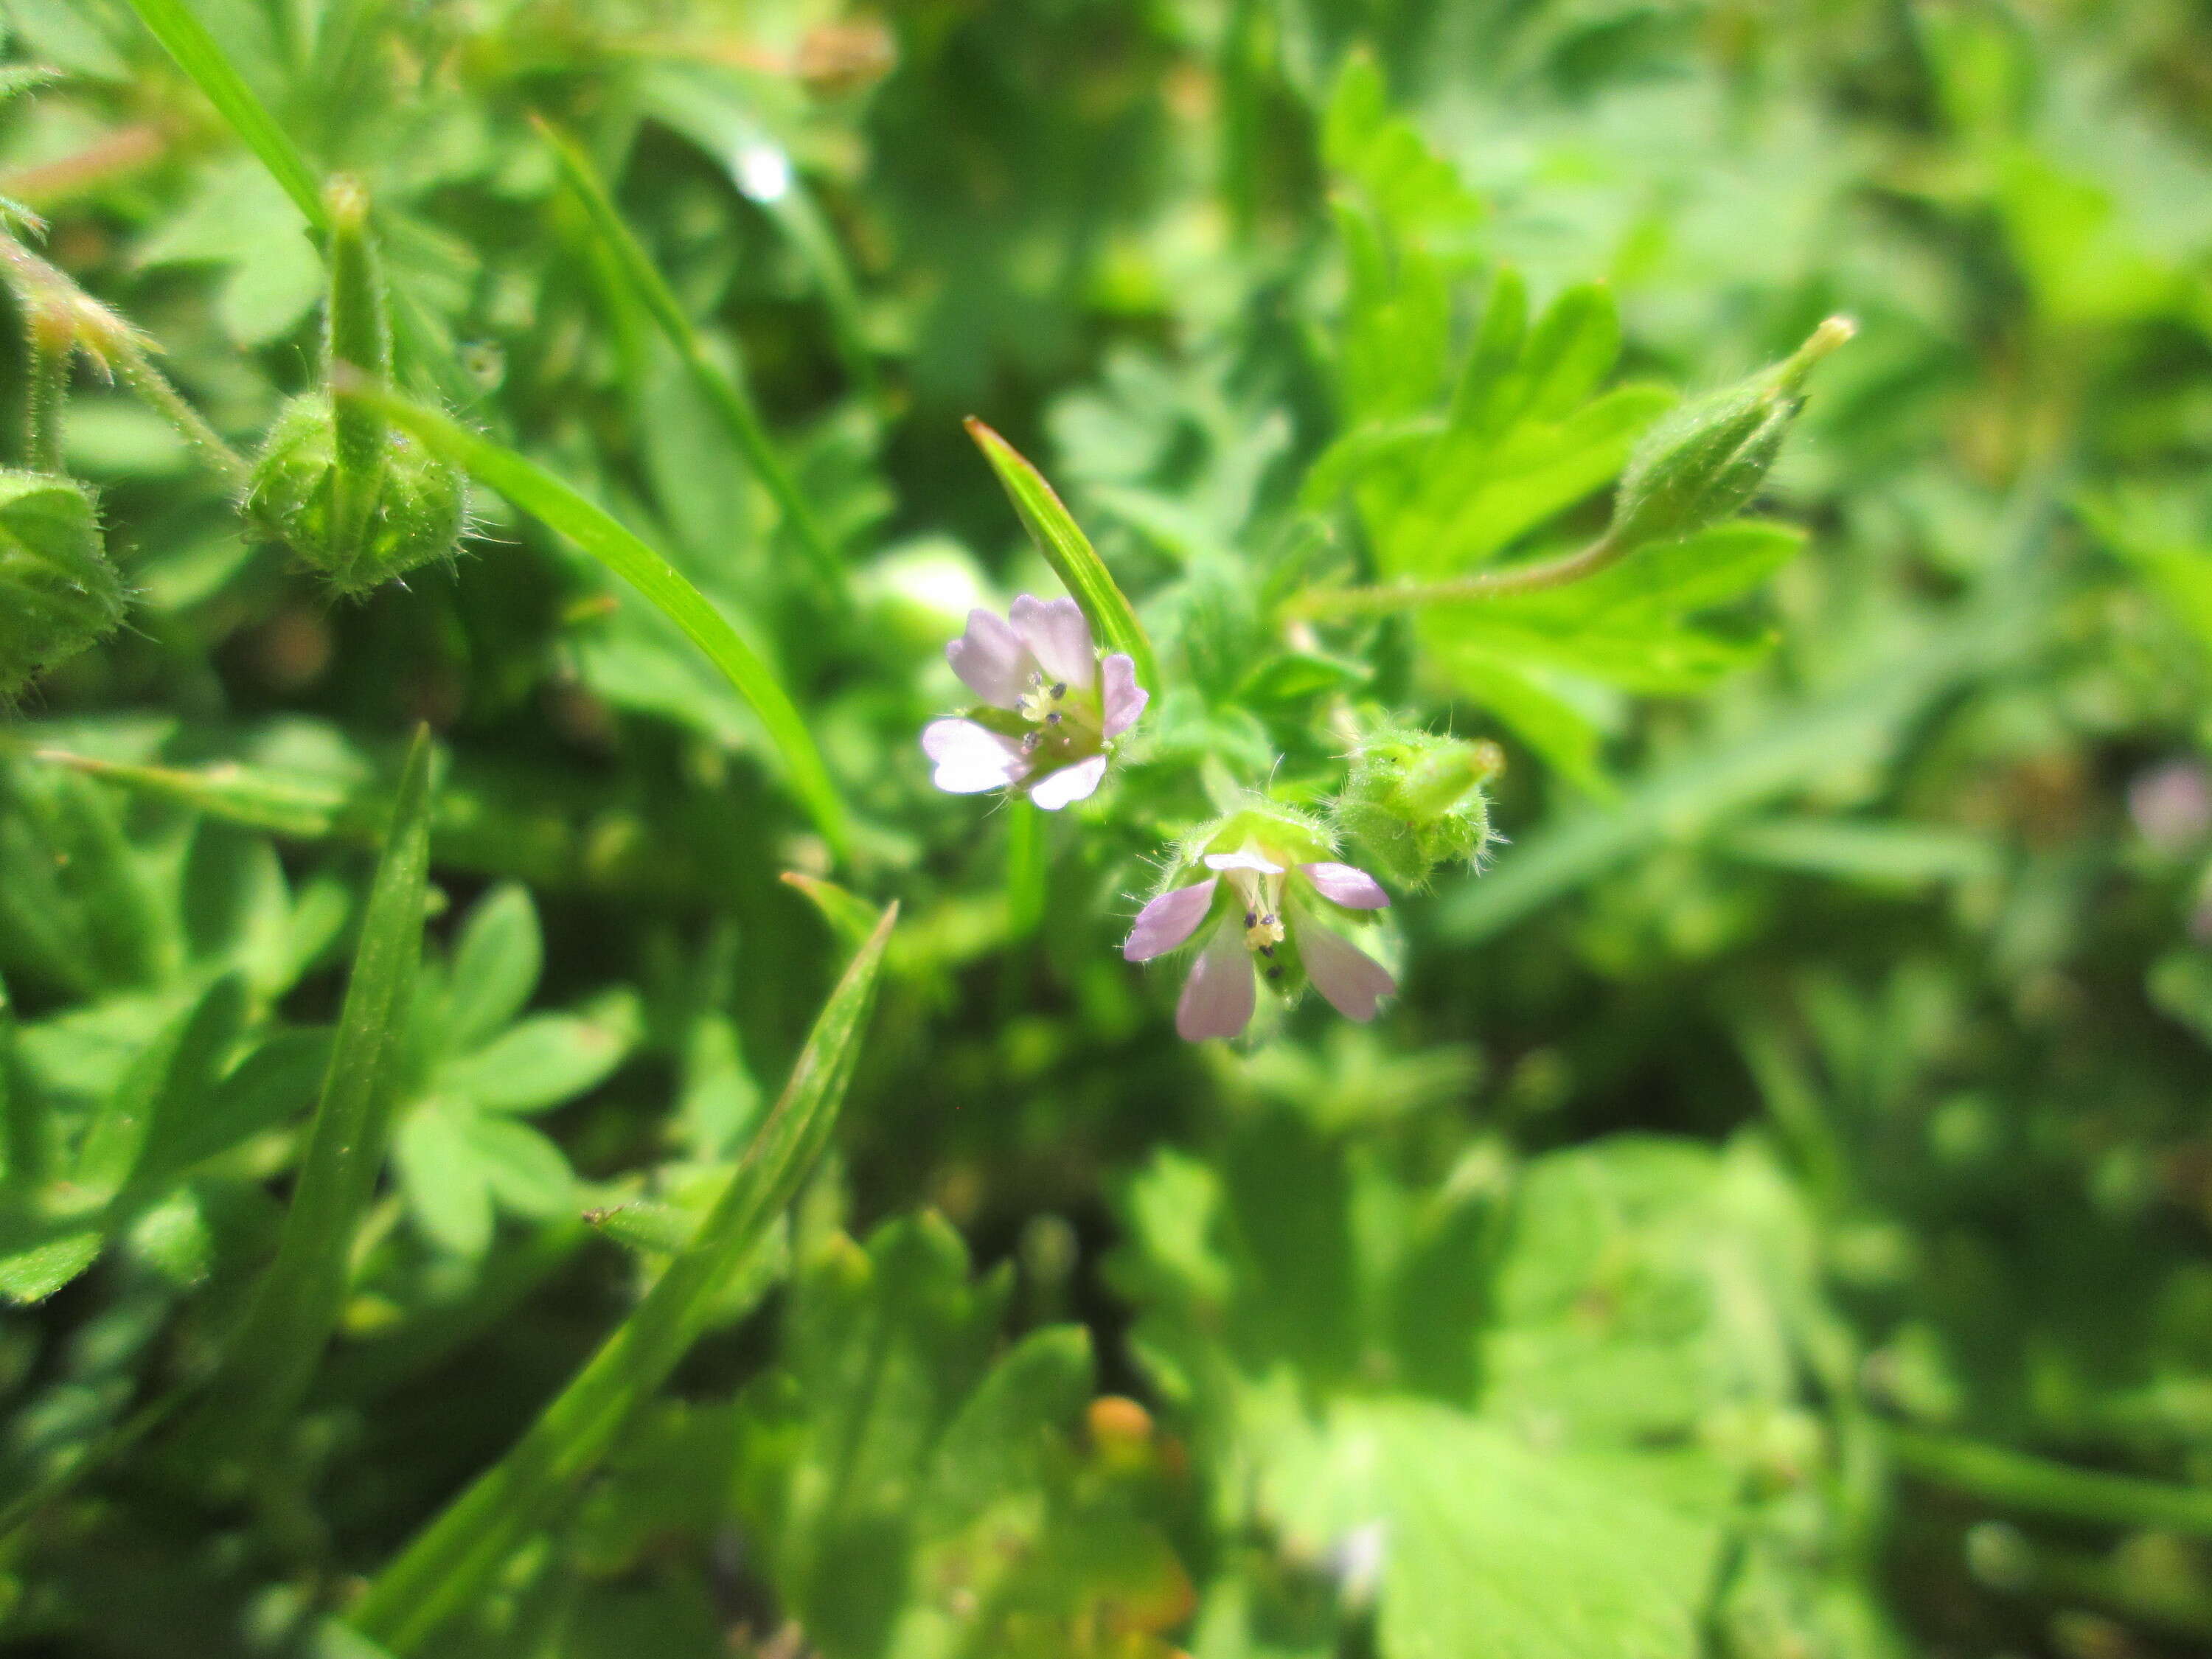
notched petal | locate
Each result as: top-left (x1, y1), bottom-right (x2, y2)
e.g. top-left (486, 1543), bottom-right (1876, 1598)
top-left (1010, 594), bottom-right (1097, 692)
top-left (1029, 753), bottom-right (1107, 810)
top-left (1298, 917), bottom-right (1396, 1023)
top-left (946, 607), bottom-right (1030, 707)
top-left (1177, 921), bottom-right (1256, 1041)
top-left (922, 717), bottom-right (1026, 794)
top-left (1101, 652), bottom-right (1148, 738)
top-left (1301, 861), bottom-right (1391, 909)
top-left (1124, 877), bottom-right (1219, 961)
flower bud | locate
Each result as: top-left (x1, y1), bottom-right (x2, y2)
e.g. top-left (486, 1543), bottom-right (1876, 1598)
top-left (0, 471), bottom-right (126, 698)
top-left (1332, 726), bottom-right (1500, 891)
top-left (244, 392), bottom-right (467, 595)
top-left (1607, 316), bottom-right (1853, 554)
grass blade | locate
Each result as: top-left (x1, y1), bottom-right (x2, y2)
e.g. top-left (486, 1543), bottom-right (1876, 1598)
top-left (119, 0), bottom-right (327, 232)
top-left (964, 417), bottom-right (1160, 692)
top-left (337, 375), bottom-right (855, 866)
top-left (538, 118), bottom-right (845, 597)
top-left (638, 67), bottom-right (876, 395)
top-left (347, 901), bottom-right (899, 1654)
top-left (178, 726), bottom-right (434, 1455)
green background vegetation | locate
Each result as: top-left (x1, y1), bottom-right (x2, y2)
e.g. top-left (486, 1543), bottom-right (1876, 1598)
top-left (4, 1), bottom-right (2212, 1655)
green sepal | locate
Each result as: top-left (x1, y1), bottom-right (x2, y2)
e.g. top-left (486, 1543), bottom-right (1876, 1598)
top-left (0, 471), bottom-right (127, 700)
top-left (1607, 317), bottom-right (1853, 555)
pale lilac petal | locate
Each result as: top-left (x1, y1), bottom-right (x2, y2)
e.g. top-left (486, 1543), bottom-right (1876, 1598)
top-left (1124, 877), bottom-right (1218, 961)
top-left (1176, 921), bottom-right (1255, 1041)
top-left (1029, 754), bottom-right (1107, 810)
top-left (946, 608), bottom-right (1030, 708)
top-left (1100, 653), bottom-right (1148, 738)
top-left (1203, 849), bottom-right (1284, 874)
top-left (922, 718), bottom-right (1026, 794)
top-left (1301, 861), bottom-right (1391, 909)
top-left (1009, 594), bottom-right (1097, 692)
top-left (1298, 917), bottom-right (1395, 1023)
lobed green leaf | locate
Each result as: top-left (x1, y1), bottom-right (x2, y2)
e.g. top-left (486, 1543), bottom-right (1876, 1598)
top-left (347, 900), bottom-right (898, 1654)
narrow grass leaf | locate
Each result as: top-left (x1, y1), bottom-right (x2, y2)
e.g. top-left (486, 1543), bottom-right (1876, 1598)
top-left (119, 0), bottom-right (327, 232)
top-left (964, 417), bottom-right (1160, 692)
top-left (181, 725), bottom-right (434, 1453)
top-left (779, 870), bottom-right (880, 950)
top-left (639, 67), bottom-right (876, 394)
top-left (347, 902), bottom-right (898, 1655)
top-left (338, 375), bottom-right (854, 866)
top-left (538, 119), bottom-right (844, 596)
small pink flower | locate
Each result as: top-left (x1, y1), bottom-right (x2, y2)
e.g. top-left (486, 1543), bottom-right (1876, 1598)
top-left (922, 595), bottom-right (1147, 810)
top-left (1124, 848), bottom-right (1394, 1041)
top-left (2131, 760), bottom-right (2212, 855)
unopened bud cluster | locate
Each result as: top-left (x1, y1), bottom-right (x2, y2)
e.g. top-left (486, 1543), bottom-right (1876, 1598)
top-left (1332, 725), bottom-right (1501, 891)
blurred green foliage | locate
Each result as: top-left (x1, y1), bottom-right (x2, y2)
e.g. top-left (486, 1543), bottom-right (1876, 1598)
top-left (2, 0), bottom-right (2212, 1655)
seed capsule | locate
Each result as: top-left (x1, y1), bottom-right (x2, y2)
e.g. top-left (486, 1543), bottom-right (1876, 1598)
top-left (245, 392), bottom-right (467, 595)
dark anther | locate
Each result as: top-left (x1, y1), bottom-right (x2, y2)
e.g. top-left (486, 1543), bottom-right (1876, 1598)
top-left (1051, 681), bottom-right (1067, 698)
top-left (1046, 711), bottom-right (1062, 724)
top-left (1259, 945), bottom-right (1275, 957)
top-left (1261, 913), bottom-right (1276, 926)
top-left (1266, 967), bottom-right (1284, 981)
top-left (1245, 911), bottom-right (1257, 927)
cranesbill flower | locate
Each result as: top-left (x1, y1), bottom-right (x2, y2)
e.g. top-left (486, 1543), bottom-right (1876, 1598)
top-left (1124, 807), bottom-right (1396, 1041)
top-left (922, 595), bottom-right (1147, 810)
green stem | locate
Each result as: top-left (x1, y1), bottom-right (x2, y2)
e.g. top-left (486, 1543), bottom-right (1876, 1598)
top-left (0, 229), bottom-right (249, 487)
top-left (0, 967), bottom-right (44, 1189)
top-left (1290, 529), bottom-right (1628, 619)
top-left (112, 349), bottom-right (251, 491)
top-left (24, 330), bottom-right (66, 473)
top-left (1005, 801), bottom-right (1046, 941)
top-left (324, 178), bottom-right (392, 574)
top-left (1884, 1425), bottom-right (2212, 1540)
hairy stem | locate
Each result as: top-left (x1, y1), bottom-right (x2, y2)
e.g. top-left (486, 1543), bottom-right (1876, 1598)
top-left (0, 229), bottom-right (250, 489)
top-left (324, 178), bottom-right (390, 574)
top-left (111, 349), bottom-right (251, 490)
top-left (23, 327), bottom-right (66, 473)
top-left (1289, 529), bottom-right (1628, 619)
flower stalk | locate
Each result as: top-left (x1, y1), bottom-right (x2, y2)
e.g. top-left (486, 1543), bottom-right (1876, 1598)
top-left (22, 307), bottom-right (68, 474)
top-left (0, 228), bottom-right (250, 489)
